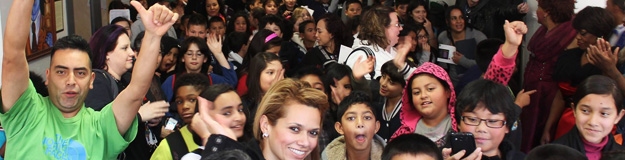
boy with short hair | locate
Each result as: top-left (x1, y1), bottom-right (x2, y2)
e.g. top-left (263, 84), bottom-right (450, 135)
top-left (259, 14), bottom-right (286, 38)
top-left (394, 0), bottom-right (410, 20)
top-left (344, 0), bottom-right (362, 19)
top-left (382, 133), bottom-right (443, 160)
top-left (321, 91), bottom-right (385, 160)
top-left (208, 16), bottom-right (226, 38)
top-left (151, 73), bottom-right (210, 160)
top-left (186, 13), bottom-right (208, 39)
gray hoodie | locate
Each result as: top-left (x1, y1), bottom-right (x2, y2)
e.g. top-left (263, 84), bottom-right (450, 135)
top-left (321, 135), bottom-right (386, 160)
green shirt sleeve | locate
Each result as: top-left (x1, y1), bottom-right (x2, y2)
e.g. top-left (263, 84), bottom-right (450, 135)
top-left (0, 80), bottom-right (47, 139)
top-left (98, 103), bottom-right (139, 158)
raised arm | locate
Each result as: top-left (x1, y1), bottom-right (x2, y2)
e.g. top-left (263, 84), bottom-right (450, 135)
top-left (484, 20), bottom-right (527, 85)
top-left (394, 37), bottom-right (417, 80)
top-left (587, 38), bottom-right (625, 95)
top-left (501, 20), bottom-right (526, 58)
top-left (112, 1), bottom-right (178, 135)
top-left (2, 0), bottom-right (35, 112)
top-left (207, 33), bottom-right (231, 70)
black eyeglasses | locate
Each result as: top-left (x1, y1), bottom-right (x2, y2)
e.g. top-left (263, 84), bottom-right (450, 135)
top-left (461, 116), bottom-right (506, 128)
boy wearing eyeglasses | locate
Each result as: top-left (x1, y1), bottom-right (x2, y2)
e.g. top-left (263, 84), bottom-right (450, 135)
top-left (442, 79), bottom-right (525, 160)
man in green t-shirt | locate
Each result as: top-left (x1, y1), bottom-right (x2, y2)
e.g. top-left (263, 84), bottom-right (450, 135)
top-left (0, 0), bottom-right (178, 159)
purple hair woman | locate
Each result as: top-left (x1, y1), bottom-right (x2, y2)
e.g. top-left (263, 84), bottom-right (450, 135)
top-left (85, 24), bottom-right (135, 110)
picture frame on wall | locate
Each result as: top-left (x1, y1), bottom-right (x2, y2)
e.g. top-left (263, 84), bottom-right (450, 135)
top-left (27, 0), bottom-right (57, 61)
top-left (55, 0), bottom-right (64, 33)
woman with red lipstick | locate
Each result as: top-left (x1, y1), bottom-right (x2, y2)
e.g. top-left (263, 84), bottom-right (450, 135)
top-left (197, 79), bottom-right (329, 160)
top-left (545, 6), bottom-right (617, 143)
top-left (392, 20), bottom-right (527, 148)
top-left (554, 75), bottom-right (625, 160)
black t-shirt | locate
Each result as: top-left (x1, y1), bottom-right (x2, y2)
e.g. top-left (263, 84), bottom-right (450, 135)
top-left (85, 70), bottom-right (127, 111)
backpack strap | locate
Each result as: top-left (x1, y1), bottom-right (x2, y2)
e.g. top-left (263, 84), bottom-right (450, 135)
top-left (343, 47), bottom-right (376, 78)
top-left (166, 130), bottom-right (189, 160)
top-left (208, 74), bottom-right (213, 86)
top-left (318, 46), bottom-right (337, 67)
top-left (171, 74), bottom-right (176, 90)
top-left (93, 69), bottom-right (119, 98)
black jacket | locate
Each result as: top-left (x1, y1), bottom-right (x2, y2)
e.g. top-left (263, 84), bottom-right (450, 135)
top-left (372, 96), bottom-right (402, 142)
top-left (482, 140), bottom-right (526, 160)
top-left (554, 126), bottom-right (625, 155)
top-left (202, 135), bottom-right (265, 160)
top-left (455, 0), bottom-right (525, 40)
top-left (300, 46), bottom-right (337, 69)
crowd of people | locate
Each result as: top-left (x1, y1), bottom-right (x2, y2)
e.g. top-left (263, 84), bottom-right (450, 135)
top-left (4, 0), bottom-right (625, 159)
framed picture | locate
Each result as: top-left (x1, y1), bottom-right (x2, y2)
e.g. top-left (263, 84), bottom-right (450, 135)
top-left (55, 0), bottom-right (64, 32)
top-left (26, 0), bottom-right (57, 61)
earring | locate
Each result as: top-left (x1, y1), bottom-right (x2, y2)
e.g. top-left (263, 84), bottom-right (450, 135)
top-left (262, 133), bottom-right (269, 138)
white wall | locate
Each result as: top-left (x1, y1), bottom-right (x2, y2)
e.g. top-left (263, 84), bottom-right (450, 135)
top-left (1, 0), bottom-right (70, 80)
top-left (576, 0), bottom-right (606, 13)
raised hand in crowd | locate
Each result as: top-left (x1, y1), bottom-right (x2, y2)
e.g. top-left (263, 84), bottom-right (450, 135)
top-left (138, 100), bottom-right (170, 121)
top-left (352, 55), bottom-right (375, 80)
top-left (131, 1), bottom-right (178, 37)
top-left (109, 1), bottom-right (178, 135)
top-left (207, 33), bottom-right (231, 70)
top-left (197, 97), bottom-right (237, 144)
top-left (191, 113), bottom-right (211, 142)
top-left (501, 20), bottom-right (527, 58)
top-left (588, 38), bottom-right (619, 72)
top-left (587, 38), bottom-right (625, 97)
top-left (393, 36), bottom-right (414, 70)
top-left (330, 78), bottom-right (350, 105)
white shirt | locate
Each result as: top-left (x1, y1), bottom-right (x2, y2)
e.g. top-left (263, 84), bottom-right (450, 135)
top-left (345, 40), bottom-right (399, 80)
top-left (228, 51), bottom-right (243, 70)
